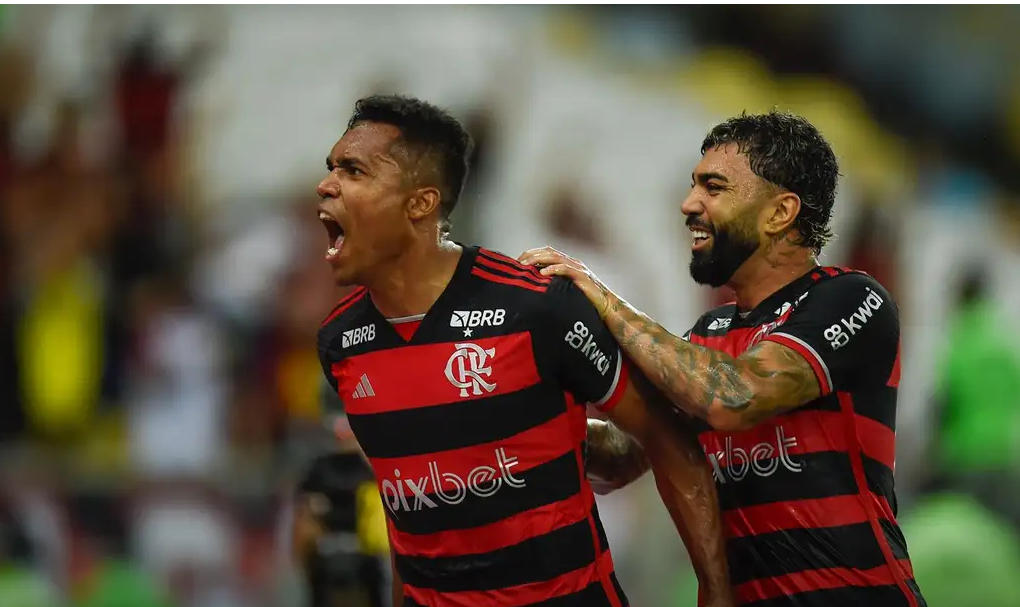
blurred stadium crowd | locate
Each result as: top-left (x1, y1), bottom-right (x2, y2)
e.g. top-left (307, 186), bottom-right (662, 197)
top-left (1, 5), bottom-right (1020, 607)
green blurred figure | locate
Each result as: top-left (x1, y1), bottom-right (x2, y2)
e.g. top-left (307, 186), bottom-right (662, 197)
top-left (900, 493), bottom-right (1020, 607)
top-left (69, 495), bottom-right (171, 607)
top-left (0, 515), bottom-right (60, 607)
top-left (932, 266), bottom-right (1020, 529)
top-left (74, 561), bottom-right (172, 607)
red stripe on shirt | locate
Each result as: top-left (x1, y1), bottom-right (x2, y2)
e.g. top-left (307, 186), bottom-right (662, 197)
top-left (478, 249), bottom-right (551, 282)
top-left (593, 358), bottom-right (628, 412)
top-left (763, 333), bottom-right (833, 396)
top-left (887, 340), bottom-right (902, 388)
top-left (839, 392), bottom-right (919, 607)
top-left (723, 494), bottom-right (897, 539)
top-left (402, 550), bottom-right (615, 607)
top-left (389, 490), bottom-right (592, 558)
top-left (471, 267), bottom-right (549, 293)
top-left (321, 287), bottom-right (368, 326)
top-left (337, 332), bottom-right (540, 415)
top-left (734, 559), bottom-right (915, 604)
top-left (475, 254), bottom-right (552, 285)
top-left (688, 327), bottom-right (758, 358)
top-left (698, 409), bottom-right (896, 472)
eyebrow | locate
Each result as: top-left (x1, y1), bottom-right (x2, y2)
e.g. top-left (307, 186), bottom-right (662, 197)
top-left (693, 171), bottom-right (730, 185)
top-left (326, 157), bottom-right (365, 172)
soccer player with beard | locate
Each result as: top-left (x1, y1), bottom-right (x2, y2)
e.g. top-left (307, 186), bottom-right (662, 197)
top-left (315, 95), bottom-right (733, 607)
top-left (521, 111), bottom-right (928, 607)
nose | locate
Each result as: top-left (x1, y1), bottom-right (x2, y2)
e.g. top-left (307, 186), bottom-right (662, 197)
top-left (680, 187), bottom-right (703, 218)
top-left (317, 172), bottom-right (339, 199)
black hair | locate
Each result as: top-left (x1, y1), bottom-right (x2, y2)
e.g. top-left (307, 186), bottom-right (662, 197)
top-left (347, 95), bottom-right (474, 226)
top-left (701, 110), bottom-right (839, 253)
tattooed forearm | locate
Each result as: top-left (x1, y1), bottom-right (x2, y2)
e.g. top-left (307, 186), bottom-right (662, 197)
top-left (601, 297), bottom-right (820, 431)
top-left (585, 419), bottom-right (650, 489)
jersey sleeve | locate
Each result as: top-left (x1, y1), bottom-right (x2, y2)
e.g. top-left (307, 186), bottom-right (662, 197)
top-left (762, 273), bottom-right (899, 395)
top-left (538, 277), bottom-right (629, 412)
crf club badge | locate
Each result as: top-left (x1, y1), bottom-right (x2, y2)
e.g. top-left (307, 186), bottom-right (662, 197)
top-left (445, 342), bottom-right (497, 397)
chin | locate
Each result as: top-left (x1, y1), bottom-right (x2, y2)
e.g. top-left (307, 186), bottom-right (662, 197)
top-left (330, 266), bottom-right (361, 288)
top-left (689, 261), bottom-right (730, 288)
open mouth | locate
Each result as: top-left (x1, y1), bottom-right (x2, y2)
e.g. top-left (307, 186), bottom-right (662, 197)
top-left (319, 210), bottom-right (346, 262)
top-left (690, 227), bottom-right (713, 251)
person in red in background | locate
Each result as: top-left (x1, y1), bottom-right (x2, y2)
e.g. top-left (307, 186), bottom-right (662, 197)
top-left (522, 111), bottom-right (927, 607)
top-left (315, 95), bottom-right (732, 607)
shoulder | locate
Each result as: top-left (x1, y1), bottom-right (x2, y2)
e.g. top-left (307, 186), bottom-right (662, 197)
top-left (810, 267), bottom-right (891, 295)
top-left (473, 247), bottom-right (555, 295)
top-left (471, 247), bottom-right (564, 318)
top-left (317, 287), bottom-right (372, 358)
top-left (801, 268), bottom-right (898, 319)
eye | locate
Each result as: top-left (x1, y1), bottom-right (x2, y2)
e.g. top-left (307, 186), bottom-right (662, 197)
top-left (337, 160), bottom-right (365, 177)
top-left (705, 183), bottom-right (724, 194)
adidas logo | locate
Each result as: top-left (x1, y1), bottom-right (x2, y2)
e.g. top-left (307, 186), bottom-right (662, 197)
top-left (351, 374), bottom-right (376, 399)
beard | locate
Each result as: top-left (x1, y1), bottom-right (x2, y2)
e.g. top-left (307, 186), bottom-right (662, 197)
top-left (688, 221), bottom-right (760, 288)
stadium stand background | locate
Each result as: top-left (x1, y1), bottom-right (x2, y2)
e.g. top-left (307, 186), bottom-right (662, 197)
top-left (1, 5), bottom-right (1019, 606)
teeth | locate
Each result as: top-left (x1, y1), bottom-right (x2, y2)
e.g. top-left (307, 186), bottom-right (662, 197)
top-left (692, 230), bottom-right (711, 240)
top-left (319, 212), bottom-right (331, 221)
top-left (327, 247), bottom-right (338, 256)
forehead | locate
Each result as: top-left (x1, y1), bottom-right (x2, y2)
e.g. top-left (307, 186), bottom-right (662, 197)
top-left (694, 143), bottom-right (755, 182)
top-left (329, 121), bottom-right (402, 161)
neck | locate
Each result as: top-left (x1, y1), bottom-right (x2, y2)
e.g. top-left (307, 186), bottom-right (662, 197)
top-left (365, 233), bottom-right (462, 319)
top-left (728, 244), bottom-right (817, 311)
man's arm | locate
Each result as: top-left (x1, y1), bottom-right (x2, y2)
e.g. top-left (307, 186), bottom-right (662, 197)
top-left (604, 308), bottom-right (819, 432)
top-left (536, 276), bottom-right (732, 605)
top-left (605, 370), bottom-right (732, 607)
top-left (522, 248), bottom-right (898, 433)
top-left (585, 418), bottom-right (650, 494)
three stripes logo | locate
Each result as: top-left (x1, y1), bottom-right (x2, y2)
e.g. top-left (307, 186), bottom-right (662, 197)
top-left (351, 374), bottom-right (376, 399)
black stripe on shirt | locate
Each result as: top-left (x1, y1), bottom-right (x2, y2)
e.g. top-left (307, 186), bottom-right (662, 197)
top-left (349, 383), bottom-right (566, 459)
top-left (741, 583), bottom-right (918, 607)
top-left (403, 580), bottom-right (624, 607)
top-left (727, 522), bottom-right (887, 586)
top-left (716, 451), bottom-right (858, 511)
top-left (396, 513), bottom-right (597, 592)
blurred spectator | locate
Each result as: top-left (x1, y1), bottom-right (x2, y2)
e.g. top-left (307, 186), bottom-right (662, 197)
top-left (0, 501), bottom-right (60, 607)
top-left (11, 101), bottom-right (118, 444)
top-left (70, 492), bottom-right (171, 607)
top-left (124, 272), bottom-right (229, 477)
top-left (900, 493), bottom-right (1020, 607)
top-left (846, 202), bottom-right (899, 297)
top-left (929, 265), bottom-right (1020, 529)
top-left (113, 34), bottom-right (181, 162)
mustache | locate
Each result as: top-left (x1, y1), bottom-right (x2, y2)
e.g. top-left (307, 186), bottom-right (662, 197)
top-left (685, 216), bottom-right (713, 233)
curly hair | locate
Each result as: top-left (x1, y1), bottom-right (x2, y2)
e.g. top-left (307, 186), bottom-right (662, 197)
top-left (348, 94), bottom-right (474, 224)
top-left (701, 110), bottom-right (840, 253)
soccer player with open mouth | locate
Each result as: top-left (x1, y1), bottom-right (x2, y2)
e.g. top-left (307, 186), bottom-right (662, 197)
top-left (315, 94), bottom-right (733, 607)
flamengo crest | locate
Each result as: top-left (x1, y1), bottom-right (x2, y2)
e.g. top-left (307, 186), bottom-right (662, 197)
top-left (445, 342), bottom-right (497, 397)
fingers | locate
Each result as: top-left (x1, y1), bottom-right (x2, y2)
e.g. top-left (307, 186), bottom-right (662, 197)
top-left (537, 263), bottom-right (583, 281)
top-left (518, 246), bottom-right (575, 267)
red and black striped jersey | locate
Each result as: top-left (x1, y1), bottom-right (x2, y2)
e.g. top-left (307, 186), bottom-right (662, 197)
top-left (317, 245), bottom-right (630, 607)
top-left (684, 267), bottom-right (926, 607)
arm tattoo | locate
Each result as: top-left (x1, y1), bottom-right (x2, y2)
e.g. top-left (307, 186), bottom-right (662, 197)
top-left (585, 419), bottom-right (649, 487)
top-left (602, 298), bottom-right (820, 429)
